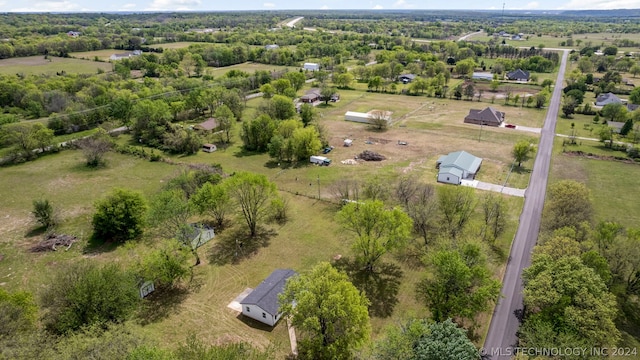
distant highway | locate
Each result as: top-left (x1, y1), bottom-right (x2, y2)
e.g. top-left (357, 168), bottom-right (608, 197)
top-left (482, 49), bottom-right (570, 359)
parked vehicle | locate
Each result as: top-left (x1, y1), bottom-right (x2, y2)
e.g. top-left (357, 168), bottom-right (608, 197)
top-left (310, 155), bottom-right (331, 166)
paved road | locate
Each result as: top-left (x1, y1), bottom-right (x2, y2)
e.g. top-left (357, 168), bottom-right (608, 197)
top-left (284, 17), bottom-right (304, 28)
top-left (458, 30), bottom-right (483, 41)
top-left (483, 49), bottom-right (569, 359)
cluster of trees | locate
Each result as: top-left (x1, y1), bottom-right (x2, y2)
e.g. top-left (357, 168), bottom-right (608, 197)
top-left (518, 180), bottom-right (640, 351)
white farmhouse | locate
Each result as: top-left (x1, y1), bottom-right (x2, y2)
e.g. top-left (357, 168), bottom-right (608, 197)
top-left (240, 269), bottom-right (296, 326)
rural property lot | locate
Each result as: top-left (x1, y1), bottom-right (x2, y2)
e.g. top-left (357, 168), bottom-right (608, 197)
top-left (0, 56), bottom-right (112, 75)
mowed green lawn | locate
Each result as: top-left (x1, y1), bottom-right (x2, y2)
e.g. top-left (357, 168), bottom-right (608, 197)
top-left (0, 56), bottom-right (112, 75)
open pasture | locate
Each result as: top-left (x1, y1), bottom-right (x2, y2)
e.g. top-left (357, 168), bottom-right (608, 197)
top-left (0, 56), bottom-right (112, 75)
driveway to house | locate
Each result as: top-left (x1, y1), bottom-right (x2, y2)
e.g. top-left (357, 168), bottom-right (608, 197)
top-left (460, 179), bottom-right (526, 197)
top-left (513, 125), bottom-right (541, 134)
top-left (483, 49), bottom-right (569, 359)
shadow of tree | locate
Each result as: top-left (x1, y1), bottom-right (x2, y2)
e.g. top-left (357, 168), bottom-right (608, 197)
top-left (83, 234), bottom-right (122, 254)
top-left (207, 226), bottom-right (275, 266)
top-left (332, 258), bottom-right (403, 318)
top-left (136, 286), bottom-right (190, 325)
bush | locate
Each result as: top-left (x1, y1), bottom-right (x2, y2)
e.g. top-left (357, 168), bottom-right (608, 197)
top-left (32, 198), bottom-right (57, 229)
top-left (138, 242), bottom-right (190, 289)
top-left (0, 288), bottom-right (38, 337)
top-left (92, 188), bottom-right (147, 242)
top-left (41, 261), bottom-right (140, 334)
top-left (269, 197), bottom-right (289, 224)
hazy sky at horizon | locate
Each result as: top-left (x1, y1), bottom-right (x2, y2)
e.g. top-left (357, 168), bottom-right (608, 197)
top-left (3, 0), bottom-right (638, 13)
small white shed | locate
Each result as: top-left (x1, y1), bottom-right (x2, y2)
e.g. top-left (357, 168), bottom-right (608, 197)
top-left (303, 62), bottom-right (320, 71)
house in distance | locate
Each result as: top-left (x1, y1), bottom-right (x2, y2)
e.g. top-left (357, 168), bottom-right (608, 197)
top-left (303, 62), bottom-right (320, 71)
top-left (240, 269), bottom-right (296, 326)
top-left (506, 69), bottom-right (530, 82)
top-left (464, 107), bottom-right (505, 127)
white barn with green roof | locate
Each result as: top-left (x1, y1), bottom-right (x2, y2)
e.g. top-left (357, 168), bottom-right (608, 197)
top-left (436, 151), bottom-right (483, 185)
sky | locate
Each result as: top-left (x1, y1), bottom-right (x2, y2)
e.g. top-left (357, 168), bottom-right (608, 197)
top-left (3, 0), bottom-right (640, 13)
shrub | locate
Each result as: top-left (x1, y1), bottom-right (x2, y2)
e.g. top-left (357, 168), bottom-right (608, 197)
top-left (41, 261), bottom-right (139, 334)
top-left (32, 199), bottom-right (57, 229)
top-left (92, 188), bottom-right (147, 242)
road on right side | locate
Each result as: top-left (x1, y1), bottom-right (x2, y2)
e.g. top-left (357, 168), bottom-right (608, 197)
top-left (483, 49), bottom-right (570, 359)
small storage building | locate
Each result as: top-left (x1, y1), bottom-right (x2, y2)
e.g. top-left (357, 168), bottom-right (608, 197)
top-left (303, 62), bottom-right (320, 71)
top-left (202, 144), bottom-right (217, 153)
top-left (344, 111), bottom-right (391, 125)
top-left (240, 269), bottom-right (296, 327)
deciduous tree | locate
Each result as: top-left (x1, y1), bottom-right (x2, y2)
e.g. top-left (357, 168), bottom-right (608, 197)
top-left (512, 139), bottom-right (535, 167)
top-left (280, 262), bottom-right (371, 360)
top-left (543, 180), bottom-right (593, 231)
top-left (437, 186), bottom-right (476, 239)
top-left (225, 172), bottom-right (277, 237)
top-left (416, 245), bottom-right (500, 324)
top-left (336, 200), bottom-right (412, 271)
top-left (191, 182), bottom-right (230, 228)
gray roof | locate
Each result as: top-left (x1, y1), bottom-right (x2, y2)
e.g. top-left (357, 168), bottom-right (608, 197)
top-left (465, 107), bottom-right (504, 124)
top-left (507, 69), bottom-right (530, 80)
top-left (439, 167), bottom-right (463, 179)
top-left (596, 92), bottom-right (622, 104)
top-left (240, 269), bottom-right (296, 315)
top-left (399, 74), bottom-right (416, 80)
top-left (437, 151), bottom-right (483, 174)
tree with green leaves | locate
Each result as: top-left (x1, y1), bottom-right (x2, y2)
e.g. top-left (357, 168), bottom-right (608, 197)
top-left (522, 254), bottom-right (619, 348)
top-left (266, 95), bottom-right (297, 120)
top-left (32, 198), bottom-right (57, 230)
top-left (512, 139), bottom-right (535, 167)
top-left (130, 99), bottom-right (172, 147)
top-left (454, 58), bottom-right (476, 78)
top-left (299, 103), bottom-right (316, 127)
top-left (0, 288), bottom-right (38, 337)
top-left (280, 262), bottom-right (371, 360)
top-left (241, 114), bottom-right (276, 152)
top-left (374, 318), bottom-right (478, 360)
top-left (543, 180), bottom-right (593, 231)
top-left (481, 193), bottom-right (508, 245)
top-left (285, 71), bottom-right (306, 92)
top-left (147, 189), bottom-right (202, 266)
top-left (601, 102), bottom-right (628, 123)
top-left (562, 95), bottom-right (577, 118)
top-left (320, 85), bottom-right (336, 105)
top-left (191, 182), bottom-right (230, 228)
top-left (437, 186), bottom-right (476, 239)
top-left (214, 104), bottom-right (235, 143)
top-left (416, 245), bottom-right (501, 324)
top-left (92, 188), bottom-right (147, 243)
top-left (336, 200), bottom-right (412, 272)
top-left (535, 89), bottom-right (550, 108)
top-left (138, 241), bottom-right (190, 289)
top-left (41, 261), bottom-right (139, 334)
top-left (225, 172), bottom-right (277, 237)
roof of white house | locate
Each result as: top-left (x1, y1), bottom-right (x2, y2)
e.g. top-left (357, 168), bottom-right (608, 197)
top-left (240, 269), bottom-right (296, 315)
top-left (437, 151), bottom-right (483, 174)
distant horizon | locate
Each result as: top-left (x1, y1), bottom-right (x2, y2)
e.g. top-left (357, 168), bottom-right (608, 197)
top-left (1, 0), bottom-right (638, 14)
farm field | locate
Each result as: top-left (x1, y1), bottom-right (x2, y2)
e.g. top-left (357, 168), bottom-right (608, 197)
top-left (207, 62), bottom-right (296, 75)
top-left (0, 56), bottom-right (112, 75)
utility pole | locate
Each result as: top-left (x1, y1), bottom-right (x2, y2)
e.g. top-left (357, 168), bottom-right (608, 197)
top-left (317, 175), bottom-right (320, 199)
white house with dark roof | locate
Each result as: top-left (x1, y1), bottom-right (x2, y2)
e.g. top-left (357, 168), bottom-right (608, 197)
top-left (240, 269), bottom-right (296, 326)
top-left (506, 69), bottom-right (530, 82)
top-left (464, 107), bottom-right (505, 127)
top-left (436, 151), bottom-right (483, 185)
top-left (595, 92), bottom-right (623, 107)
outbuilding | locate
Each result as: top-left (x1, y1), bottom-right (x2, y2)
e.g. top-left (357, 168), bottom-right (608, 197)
top-left (303, 62), bottom-right (320, 71)
top-left (240, 269), bottom-right (296, 326)
top-left (344, 110), bottom-right (392, 125)
top-left (436, 151), bottom-right (483, 185)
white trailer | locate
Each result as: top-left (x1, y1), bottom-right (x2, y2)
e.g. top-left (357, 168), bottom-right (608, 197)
top-left (310, 155), bottom-right (331, 166)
